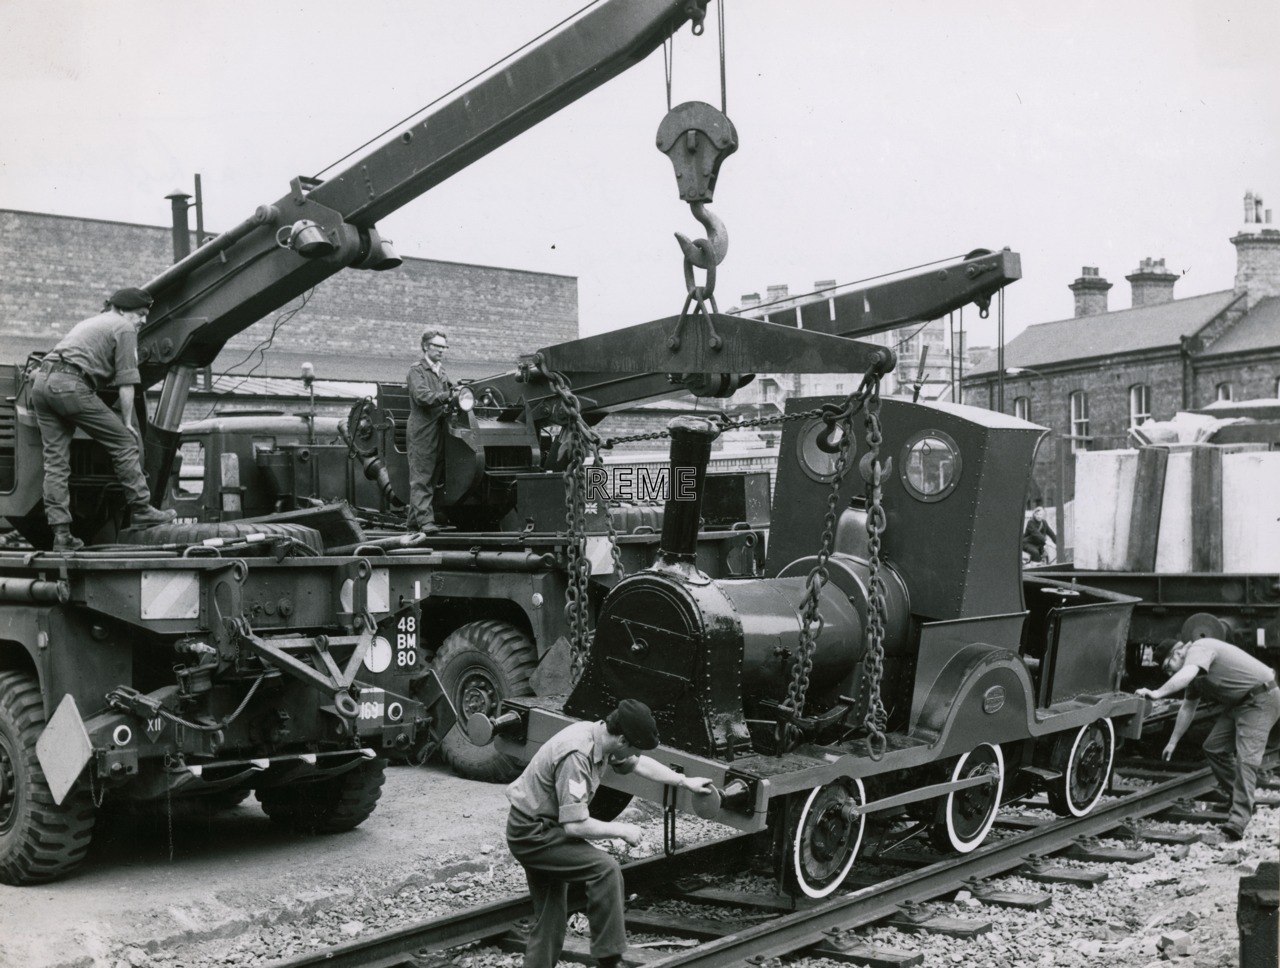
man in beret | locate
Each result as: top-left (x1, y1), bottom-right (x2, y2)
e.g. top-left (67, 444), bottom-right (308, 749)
top-left (504, 699), bottom-right (715, 968)
top-left (32, 287), bottom-right (176, 551)
top-left (1138, 636), bottom-right (1279, 841)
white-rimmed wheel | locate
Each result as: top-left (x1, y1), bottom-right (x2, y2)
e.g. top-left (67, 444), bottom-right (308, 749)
top-left (1047, 718), bottom-right (1115, 817)
top-left (929, 743), bottom-right (1004, 854)
top-left (791, 777), bottom-right (867, 899)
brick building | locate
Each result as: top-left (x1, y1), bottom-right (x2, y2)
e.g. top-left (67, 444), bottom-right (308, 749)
top-left (963, 192), bottom-right (1280, 506)
top-left (0, 209), bottom-right (578, 387)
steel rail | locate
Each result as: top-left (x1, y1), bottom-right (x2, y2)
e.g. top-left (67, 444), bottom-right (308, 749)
top-left (639, 768), bottom-right (1214, 968)
top-left (267, 769), bottom-right (1212, 968)
top-left (264, 835), bottom-right (753, 968)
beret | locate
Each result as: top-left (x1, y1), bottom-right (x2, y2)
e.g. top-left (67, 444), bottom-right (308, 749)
top-left (1152, 638), bottom-right (1180, 664)
top-left (613, 698), bottom-right (659, 750)
top-left (108, 287), bottom-right (154, 310)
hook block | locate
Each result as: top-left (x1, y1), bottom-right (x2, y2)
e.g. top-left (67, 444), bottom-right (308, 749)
top-left (656, 101), bottom-right (738, 203)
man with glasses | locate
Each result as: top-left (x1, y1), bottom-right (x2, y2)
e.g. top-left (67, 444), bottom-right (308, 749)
top-left (406, 328), bottom-right (453, 533)
top-left (1138, 637), bottom-right (1279, 841)
top-left (31, 287), bottom-right (176, 552)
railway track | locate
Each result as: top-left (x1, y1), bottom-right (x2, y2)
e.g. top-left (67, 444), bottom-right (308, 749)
top-left (266, 766), bottom-right (1231, 968)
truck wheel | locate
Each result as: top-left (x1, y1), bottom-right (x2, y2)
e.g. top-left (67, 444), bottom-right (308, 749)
top-left (435, 621), bottom-right (538, 784)
top-left (0, 671), bottom-right (97, 884)
top-left (256, 758), bottom-right (386, 834)
top-left (120, 521), bottom-right (325, 555)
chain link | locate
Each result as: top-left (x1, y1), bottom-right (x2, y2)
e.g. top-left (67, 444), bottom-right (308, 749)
top-left (775, 368), bottom-right (890, 755)
top-left (540, 362), bottom-right (624, 685)
top-left (603, 404), bottom-right (824, 450)
top-left (860, 384), bottom-right (890, 760)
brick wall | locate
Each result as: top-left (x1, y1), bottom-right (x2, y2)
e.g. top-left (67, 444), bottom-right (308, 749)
top-left (0, 209), bottom-right (577, 375)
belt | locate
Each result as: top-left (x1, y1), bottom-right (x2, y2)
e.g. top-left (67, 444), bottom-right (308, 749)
top-left (42, 358), bottom-right (94, 388)
top-left (1245, 680), bottom-right (1278, 700)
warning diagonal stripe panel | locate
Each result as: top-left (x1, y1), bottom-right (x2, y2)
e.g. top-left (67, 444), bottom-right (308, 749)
top-left (140, 571), bottom-right (201, 619)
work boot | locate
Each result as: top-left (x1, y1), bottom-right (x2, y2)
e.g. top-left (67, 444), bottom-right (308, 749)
top-left (131, 505), bottom-right (177, 528)
top-left (52, 528), bottom-right (84, 552)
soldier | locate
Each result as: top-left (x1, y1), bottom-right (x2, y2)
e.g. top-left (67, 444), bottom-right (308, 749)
top-left (406, 328), bottom-right (452, 534)
top-left (32, 287), bottom-right (176, 551)
top-left (1139, 637), bottom-right (1280, 841)
top-left (504, 699), bottom-right (715, 968)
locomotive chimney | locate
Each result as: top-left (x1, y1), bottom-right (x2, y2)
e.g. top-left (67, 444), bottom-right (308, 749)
top-left (657, 415), bottom-right (721, 574)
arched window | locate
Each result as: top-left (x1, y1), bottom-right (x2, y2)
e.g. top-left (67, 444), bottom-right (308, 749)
top-left (1128, 384), bottom-right (1152, 427)
top-left (1273, 375), bottom-right (1280, 398)
top-left (1216, 382), bottom-right (1233, 402)
top-left (1014, 396), bottom-right (1031, 421)
top-left (1069, 390), bottom-right (1090, 452)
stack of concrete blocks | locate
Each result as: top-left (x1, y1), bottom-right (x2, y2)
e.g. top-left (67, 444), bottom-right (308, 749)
top-left (1072, 444), bottom-right (1280, 573)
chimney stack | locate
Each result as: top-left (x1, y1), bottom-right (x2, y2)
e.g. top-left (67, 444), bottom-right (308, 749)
top-left (765, 284), bottom-right (790, 306)
top-left (1232, 191), bottom-right (1280, 311)
top-left (740, 292), bottom-right (760, 311)
top-left (1069, 266), bottom-right (1112, 317)
top-left (1126, 257), bottom-right (1178, 308)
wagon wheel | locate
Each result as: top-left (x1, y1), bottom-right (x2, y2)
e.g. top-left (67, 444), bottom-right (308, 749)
top-left (1047, 718), bottom-right (1115, 817)
top-left (790, 777), bottom-right (867, 898)
top-left (929, 743), bottom-right (1004, 854)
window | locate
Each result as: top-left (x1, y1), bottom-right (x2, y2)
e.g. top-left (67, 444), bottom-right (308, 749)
top-left (1128, 384), bottom-right (1152, 428)
top-left (1216, 382), bottom-right (1233, 402)
top-left (1014, 397), bottom-right (1031, 421)
top-left (1069, 390), bottom-right (1090, 452)
top-left (1274, 376), bottom-right (1280, 398)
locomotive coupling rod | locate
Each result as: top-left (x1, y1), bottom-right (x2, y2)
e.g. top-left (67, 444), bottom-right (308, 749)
top-left (841, 772), bottom-right (998, 818)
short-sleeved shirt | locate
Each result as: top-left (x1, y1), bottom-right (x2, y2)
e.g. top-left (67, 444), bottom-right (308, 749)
top-left (52, 310), bottom-right (141, 388)
top-left (1184, 638), bottom-right (1276, 706)
top-left (506, 720), bottom-right (609, 825)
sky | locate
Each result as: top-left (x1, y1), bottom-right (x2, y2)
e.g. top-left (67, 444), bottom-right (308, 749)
top-left (2, 0), bottom-right (1278, 353)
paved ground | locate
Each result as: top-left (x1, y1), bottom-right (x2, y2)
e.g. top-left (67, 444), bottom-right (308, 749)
top-left (0, 763), bottom-right (514, 968)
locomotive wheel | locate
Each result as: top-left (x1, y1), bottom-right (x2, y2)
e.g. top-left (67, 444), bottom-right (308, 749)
top-left (0, 671), bottom-right (97, 884)
top-left (435, 621), bottom-right (538, 784)
top-left (928, 743), bottom-right (1004, 854)
top-left (790, 777), bottom-right (867, 899)
top-left (256, 757), bottom-right (387, 834)
top-left (1047, 718), bottom-right (1115, 817)
top-left (120, 520), bottom-right (325, 555)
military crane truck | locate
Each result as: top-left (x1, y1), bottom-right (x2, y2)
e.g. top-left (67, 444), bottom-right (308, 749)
top-left (159, 249), bottom-right (1021, 784)
top-left (0, 0), bottom-right (724, 885)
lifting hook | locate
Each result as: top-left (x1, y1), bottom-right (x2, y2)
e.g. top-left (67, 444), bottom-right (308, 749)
top-left (675, 201), bottom-right (729, 270)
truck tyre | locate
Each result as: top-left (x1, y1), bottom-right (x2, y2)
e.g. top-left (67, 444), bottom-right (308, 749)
top-left (256, 757), bottom-right (386, 834)
top-left (121, 521), bottom-right (325, 555)
top-left (435, 621), bottom-right (538, 784)
top-left (0, 671), bottom-right (97, 885)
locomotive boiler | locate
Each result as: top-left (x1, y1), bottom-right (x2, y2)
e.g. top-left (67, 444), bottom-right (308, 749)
top-left (485, 391), bottom-right (1146, 898)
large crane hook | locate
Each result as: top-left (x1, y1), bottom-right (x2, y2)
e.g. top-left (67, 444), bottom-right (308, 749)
top-left (657, 101), bottom-right (737, 273)
top-left (657, 101), bottom-right (737, 349)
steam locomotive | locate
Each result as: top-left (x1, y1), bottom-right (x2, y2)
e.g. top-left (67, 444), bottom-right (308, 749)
top-left (479, 394), bottom-right (1146, 898)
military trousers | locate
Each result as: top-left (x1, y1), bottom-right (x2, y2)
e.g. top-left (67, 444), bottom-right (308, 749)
top-left (1203, 685), bottom-right (1280, 833)
top-left (31, 370), bottom-right (151, 527)
top-left (506, 808), bottom-right (627, 968)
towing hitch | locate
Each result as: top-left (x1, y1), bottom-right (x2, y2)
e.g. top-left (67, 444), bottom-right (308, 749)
top-left (234, 619), bottom-right (371, 719)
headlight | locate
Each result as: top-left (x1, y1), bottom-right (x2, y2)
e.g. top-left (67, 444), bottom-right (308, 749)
top-left (455, 386), bottom-right (475, 412)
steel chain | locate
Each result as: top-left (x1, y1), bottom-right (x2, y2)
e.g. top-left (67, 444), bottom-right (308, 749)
top-left (775, 383), bottom-right (868, 752)
top-left (860, 384), bottom-right (890, 760)
top-left (603, 405), bottom-right (824, 449)
top-left (540, 362), bottom-right (624, 685)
